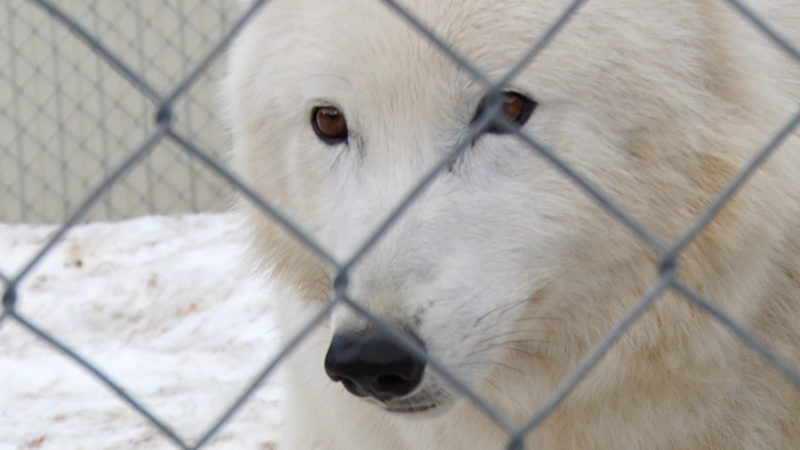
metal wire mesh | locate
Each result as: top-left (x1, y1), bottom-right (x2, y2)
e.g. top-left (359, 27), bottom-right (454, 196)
top-left (2, 0), bottom-right (799, 448)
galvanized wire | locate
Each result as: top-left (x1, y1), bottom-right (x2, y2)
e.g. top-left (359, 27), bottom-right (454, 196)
top-left (2, 0), bottom-right (799, 448)
top-left (191, 297), bottom-right (340, 449)
top-left (10, 308), bottom-right (192, 449)
top-left (510, 266), bottom-right (675, 443)
top-left (665, 108), bottom-right (800, 261)
top-left (29, 0), bottom-right (164, 102)
top-left (671, 280), bottom-right (800, 391)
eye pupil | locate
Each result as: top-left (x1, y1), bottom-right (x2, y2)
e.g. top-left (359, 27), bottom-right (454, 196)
top-left (503, 95), bottom-right (524, 121)
top-left (312, 106), bottom-right (348, 144)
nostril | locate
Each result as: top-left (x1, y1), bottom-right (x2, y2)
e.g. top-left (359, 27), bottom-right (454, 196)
top-left (340, 378), bottom-right (369, 397)
top-left (377, 374), bottom-right (410, 391)
top-left (324, 331), bottom-right (426, 401)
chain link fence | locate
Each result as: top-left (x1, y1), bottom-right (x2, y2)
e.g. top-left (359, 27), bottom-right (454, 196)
top-left (1, 0), bottom-right (235, 223)
top-left (2, 0), bottom-right (800, 448)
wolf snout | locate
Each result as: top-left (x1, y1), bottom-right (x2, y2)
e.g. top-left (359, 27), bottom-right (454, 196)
top-left (324, 332), bottom-right (426, 401)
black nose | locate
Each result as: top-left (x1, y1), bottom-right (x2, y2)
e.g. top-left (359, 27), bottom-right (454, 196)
top-left (324, 332), bottom-right (426, 401)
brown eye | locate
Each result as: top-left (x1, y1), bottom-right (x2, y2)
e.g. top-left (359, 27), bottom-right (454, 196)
top-left (472, 91), bottom-right (537, 134)
top-left (312, 106), bottom-right (348, 144)
top-left (502, 93), bottom-right (527, 123)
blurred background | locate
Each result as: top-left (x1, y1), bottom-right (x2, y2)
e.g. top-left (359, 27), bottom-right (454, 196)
top-left (1, 3), bottom-right (284, 448)
top-left (2, 0), bottom-right (236, 224)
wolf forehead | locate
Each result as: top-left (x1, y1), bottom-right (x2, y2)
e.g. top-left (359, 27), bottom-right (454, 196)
top-left (230, 0), bottom-right (712, 127)
top-left (244, 0), bottom-right (568, 68)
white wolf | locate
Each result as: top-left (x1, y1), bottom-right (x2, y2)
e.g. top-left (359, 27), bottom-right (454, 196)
top-left (225, 0), bottom-right (800, 448)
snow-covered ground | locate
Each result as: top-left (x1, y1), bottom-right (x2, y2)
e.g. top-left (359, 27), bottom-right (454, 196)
top-left (0, 214), bottom-right (283, 449)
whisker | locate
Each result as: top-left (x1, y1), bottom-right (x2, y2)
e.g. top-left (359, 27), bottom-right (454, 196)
top-left (475, 329), bottom-right (548, 345)
top-left (507, 346), bottom-right (554, 361)
top-left (461, 360), bottom-right (525, 375)
top-left (467, 339), bottom-right (552, 358)
top-left (473, 296), bottom-right (531, 326)
top-left (513, 315), bottom-right (564, 323)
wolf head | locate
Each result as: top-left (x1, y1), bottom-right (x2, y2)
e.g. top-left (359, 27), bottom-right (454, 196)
top-left (226, 0), bottom-right (799, 417)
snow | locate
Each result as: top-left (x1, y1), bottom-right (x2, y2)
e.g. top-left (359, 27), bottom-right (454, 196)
top-left (0, 214), bottom-right (284, 449)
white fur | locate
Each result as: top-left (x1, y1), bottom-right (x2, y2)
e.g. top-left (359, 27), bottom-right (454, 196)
top-left (225, 1), bottom-right (800, 448)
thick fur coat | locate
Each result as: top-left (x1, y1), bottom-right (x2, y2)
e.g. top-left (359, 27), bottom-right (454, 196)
top-left (225, 1), bottom-right (800, 448)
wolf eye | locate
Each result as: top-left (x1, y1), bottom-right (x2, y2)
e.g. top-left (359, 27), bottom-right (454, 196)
top-left (312, 106), bottom-right (348, 144)
top-left (472, 91), bottom-right (537, 134)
